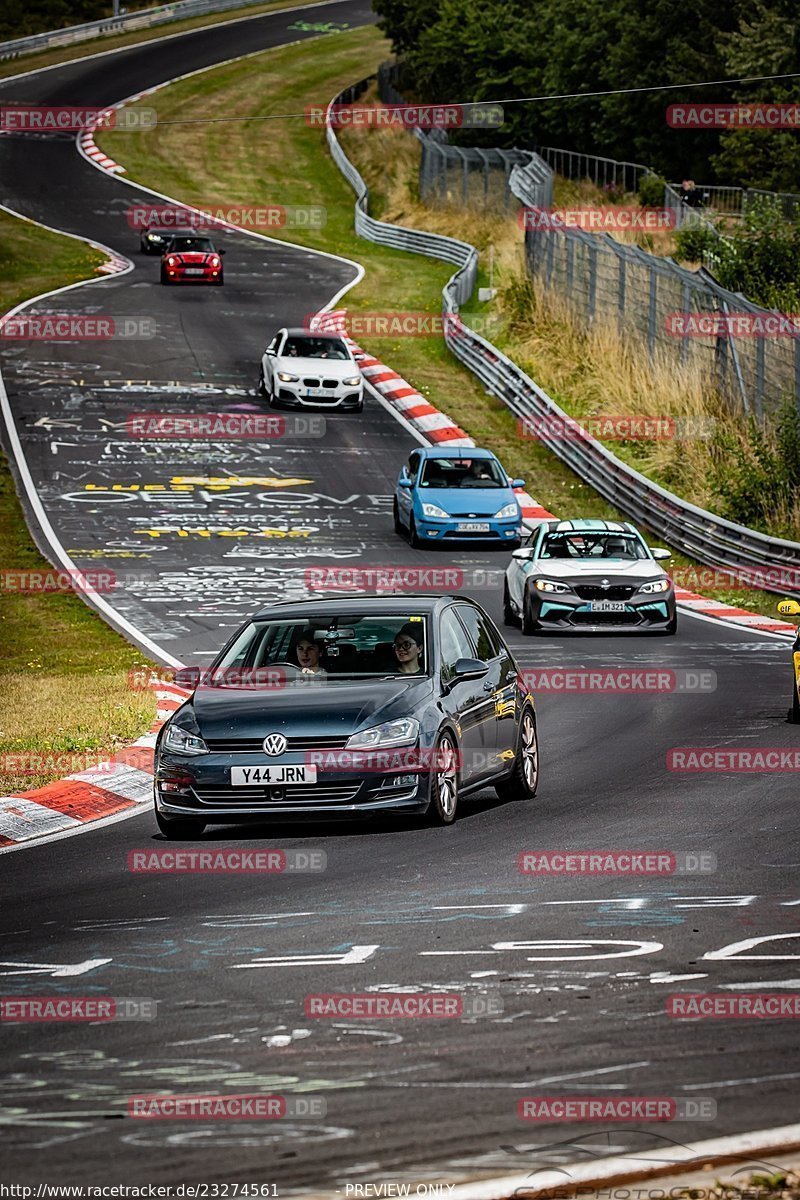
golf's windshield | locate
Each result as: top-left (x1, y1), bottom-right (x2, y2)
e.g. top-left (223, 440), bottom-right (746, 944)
top-left (419, 457), bottom-right (505, 488)
top-left (540, 532), bottom-right (648, 560)
top-left (207, 615), bottom-right (430, 685)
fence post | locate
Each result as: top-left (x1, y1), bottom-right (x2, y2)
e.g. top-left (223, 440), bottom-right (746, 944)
top-left (617, 252), bottom-right (626, 334)
top-left (648, 263), bottom-right (658, 359)
top-left (755, 334), bottom-right (765, 422)
top-left (567, 236), bottom-right (574, 293)
top-left (546, 229), bottom-right (555, 286)
top-left (588, 239), bottom-right (597, 322)
top-left (680, 280), bottom-right (691, 365)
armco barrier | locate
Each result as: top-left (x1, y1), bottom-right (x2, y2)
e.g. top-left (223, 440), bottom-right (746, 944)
top-left (326, 79), bottom-right (800, 594)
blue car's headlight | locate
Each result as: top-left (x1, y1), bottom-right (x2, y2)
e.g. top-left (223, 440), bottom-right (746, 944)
top-left (163, 723), bottom-right (208, 756)
top-left (346, 718), bottom-right (420, 750)
top-left (494, 502), bottom-right (520, 519)
top-left (639, 578), bottom-right (671, 594)
top-left (421, 502), bottom-right (449, 519)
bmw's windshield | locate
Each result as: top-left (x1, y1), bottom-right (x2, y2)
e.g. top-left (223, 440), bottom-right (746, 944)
top-left (539, 532), bottom-right (649, 560)
top-left (207, 615), bottom-right (430, 685)
top-left (282, 337), bottom-right (349, 360)
top-left (419, 457), bottom-right (505, 488)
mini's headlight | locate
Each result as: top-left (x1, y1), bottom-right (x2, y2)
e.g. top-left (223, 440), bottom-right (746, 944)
top-left (342, 375), bottom-right (361, 386)
top-left (346, 718), bottom-right (420, 750)
top-left (163, 723), bottom-right (208, 756)
top-left (495, 502), bottom-right (520, 519)
top-left (421, 502), bottom-right (449, 519)
top-left (639, 578), bottom-right (671, 594)
top-left (277, 372), bottom-right (299, 383)
top-left (167, 256), bottom-right (176, 266)
top-left (534, 578), bottom-right (572, 593)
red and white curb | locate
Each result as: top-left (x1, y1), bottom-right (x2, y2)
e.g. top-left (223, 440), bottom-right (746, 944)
top-left (78, 121), bottom-right (126, 175)
top-left (674, 587), bottom-right (795, 634)
top-left (0, 680), bottom-right (189, 849)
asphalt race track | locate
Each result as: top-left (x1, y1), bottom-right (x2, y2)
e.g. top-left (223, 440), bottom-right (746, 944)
top-left (1, 4), bottom-right (799, 1191)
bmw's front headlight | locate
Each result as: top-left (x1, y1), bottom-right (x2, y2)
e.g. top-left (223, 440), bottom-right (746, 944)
top-left (342, 375), bottom-right (361, 386)
top-left (277, 371), bottom-right (299, 382)
top-left (639, 578), bottom-right (671, 594)
top-left (495, 502), bottom-right (520, 519)
top-left (163, 722), bottom-right (208, 756)
top-left (421, 503), bottom-right (449, 519)
top-left (346, 718), bottom-right (420, 750)
top-left (534, 578), bottom-right (572, 593)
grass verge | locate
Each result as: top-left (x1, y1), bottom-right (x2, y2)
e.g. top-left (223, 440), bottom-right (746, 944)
top-left (97, 28), bottom-right (794, 625)
top-left (0, 210), bottom-right (156, 794)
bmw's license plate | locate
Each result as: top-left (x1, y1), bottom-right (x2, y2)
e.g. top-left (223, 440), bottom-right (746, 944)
top-left (590, 600), bottom-right (626, 612)
top-left (306, 387), bottom-right (335, 396)
top-left (184, 268), bottom-right (204, 275)
top-left (231, 765), bottom-right (317, 786)
top-left (457, 522), bottom-right (490, 532)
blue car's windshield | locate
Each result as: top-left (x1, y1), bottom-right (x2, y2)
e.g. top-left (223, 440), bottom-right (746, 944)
top-left (208, 615), bottom-right (430, 685)
top-left (419, 457), bottom-right (505, 488)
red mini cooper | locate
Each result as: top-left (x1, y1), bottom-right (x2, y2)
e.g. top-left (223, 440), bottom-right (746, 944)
top-left (160, 234), bottom-right (225, 286)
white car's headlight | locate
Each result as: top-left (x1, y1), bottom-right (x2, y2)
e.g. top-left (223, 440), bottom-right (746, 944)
top-left (346, 718), bottom-right (420, 750)
top-left (534, 578), bottom-right (572, 593)
top-left (495, 502), bottom-right (520, 519)
top-left (342, 375), bottom-right (361, 386)
top-left (276, 371), bottom-right (299, 382)
top-left (421, 503), bottom-right (449, 519)
top-left (163, 723), bottom-right (208, 756)
top-left (639, 578), bottom-right (671, 594)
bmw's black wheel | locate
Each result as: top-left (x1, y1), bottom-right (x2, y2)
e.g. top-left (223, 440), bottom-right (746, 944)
top-left (155, 808), bottom-right (206, 839)
top-left (660, 612), bottom-right (678, 636)
top-left (428, 732), bottom-right (459, 824)
top-left (503, 579), bottom-right (517, 626)
top-left (495, 706), bottom-right (539, 801)
top-left (521, 592), bottom-right (539, 635)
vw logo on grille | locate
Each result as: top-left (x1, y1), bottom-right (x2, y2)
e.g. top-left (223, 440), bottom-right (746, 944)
top-left (263, 733), bottom-right (287, 756)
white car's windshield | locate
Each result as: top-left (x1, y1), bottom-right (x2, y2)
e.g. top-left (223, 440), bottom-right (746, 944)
top-left (282, 337), bottom-right (349, 360)
top-left (539, 532), bottom-right (648, 560)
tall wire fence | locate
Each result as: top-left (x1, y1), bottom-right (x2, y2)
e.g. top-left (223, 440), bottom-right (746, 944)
top-left (376, 62), bottom-right (800, 419)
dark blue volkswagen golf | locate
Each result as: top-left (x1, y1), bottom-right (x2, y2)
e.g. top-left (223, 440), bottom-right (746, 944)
top-left (154, 595), bottom-right (539, 836)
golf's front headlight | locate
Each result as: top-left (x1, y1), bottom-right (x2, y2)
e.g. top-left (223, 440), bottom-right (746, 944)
top-left (639, 578), bottom-right (671, 594)
top-left (342, 375), bottom-right (361, 386)
top-left (277, 372), bottom-right (299, 383)
top-left (495, 502), bottom-right (520, 519)
top-left (421, 503), bottom-right (449, 519)
top-left (346, 718), bottom-right (420, 750)
top-left (163, 723), bottom-right (208, 756)
top-left (534, 578), bottom-right (572, 593)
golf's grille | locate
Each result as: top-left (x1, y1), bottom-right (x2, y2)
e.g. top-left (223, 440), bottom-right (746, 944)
top-left (192, 782), bottom-right (362, 806)
top-left (204, 735), bottom-right (349, 753)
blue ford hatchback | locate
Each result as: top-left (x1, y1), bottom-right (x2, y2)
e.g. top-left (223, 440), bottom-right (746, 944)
top-left (393, 447), bottom-right (524, 547)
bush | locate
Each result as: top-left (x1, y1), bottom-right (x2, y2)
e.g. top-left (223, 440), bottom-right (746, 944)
top-left (638, 173), bottom-right (666, 208)
top-left (710, 397), bottom-right (800, 531)
top-left (675, 224), bottom-right (719, 264)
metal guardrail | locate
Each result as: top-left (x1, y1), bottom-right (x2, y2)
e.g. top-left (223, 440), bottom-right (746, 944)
top-left (326, 77), bottom-right (800, 592)
top-left (0, 0), bottom-right (287, 61)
